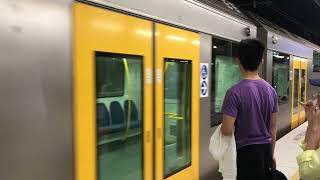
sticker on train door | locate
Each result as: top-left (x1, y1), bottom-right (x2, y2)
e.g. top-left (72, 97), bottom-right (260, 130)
top-left (200, 63), bottom-right (209, 97)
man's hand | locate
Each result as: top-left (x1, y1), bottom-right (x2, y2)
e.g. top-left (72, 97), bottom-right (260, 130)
top-left (304, 99), bottom-right (320, 130)
top-left (303, 96), bottom-right (320, 150)
top-left (272, 156), bottom-right (277, 169)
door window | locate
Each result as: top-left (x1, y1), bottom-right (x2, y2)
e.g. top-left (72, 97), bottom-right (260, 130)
top-left (96, 52), bottom-right (143, 180)
top-left (313, 51), bottom-right (320, 72)
top-left (301, 69), bottom-right (306, 104)
top-left (164, 59), bottom-right (192, 177)
top-left (293, 69), bottom-right (299, 114)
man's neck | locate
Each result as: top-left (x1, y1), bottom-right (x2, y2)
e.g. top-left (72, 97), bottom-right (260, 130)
top-left (242, 71), bottom-right (261, 80)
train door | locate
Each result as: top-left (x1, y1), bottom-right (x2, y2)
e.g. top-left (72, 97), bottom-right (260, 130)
top-left (291, 56), bottom-right (308, 129)
top-left (74, 3), bottom-right (153, 180)
top-left (155, 24), bottom-right (199, 180)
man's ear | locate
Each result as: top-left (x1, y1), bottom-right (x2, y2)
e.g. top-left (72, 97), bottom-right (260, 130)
top-left (259, 59), bottom-right (264, 68)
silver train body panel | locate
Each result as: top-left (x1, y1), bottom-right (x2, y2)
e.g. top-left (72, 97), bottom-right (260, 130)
top-left (0, 0), bottom-right (73, 180)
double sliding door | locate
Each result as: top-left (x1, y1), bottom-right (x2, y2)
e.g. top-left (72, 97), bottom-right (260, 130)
top-left (74, 3), bottom-right (199, 180)
top-left (291, 56), bottom-right (308, 129)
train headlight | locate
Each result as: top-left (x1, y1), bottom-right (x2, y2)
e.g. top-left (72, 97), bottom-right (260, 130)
top-left (272, 35), bottom-right (278, 44)
top-left (245, 27), bottom-right (251, 37)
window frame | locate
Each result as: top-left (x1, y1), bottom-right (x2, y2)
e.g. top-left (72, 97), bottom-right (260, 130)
top-left (313, 51), bottom-right (320, 72)
top-left (210, 37), bottom-right (240, 127)
top-left (271, 51), bottom-right (290, 105)
top-left (163, 58), bottom-right (193, 178)
top-left (95, 51), bottom-right (145, 180)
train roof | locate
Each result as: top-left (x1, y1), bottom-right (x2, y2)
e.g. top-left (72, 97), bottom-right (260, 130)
top-left (195, 0), bottom-right (252, 23)
top-left (199, 0), bottom-right (320, 52)
top-left (246, 11), bottom-right (320, 52)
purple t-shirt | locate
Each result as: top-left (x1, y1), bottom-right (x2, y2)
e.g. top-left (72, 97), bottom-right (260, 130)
top-left (222, 79), bottom-right (278, 149)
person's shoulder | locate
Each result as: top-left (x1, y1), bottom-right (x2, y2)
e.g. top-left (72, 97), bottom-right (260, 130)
top-left (228, 81), bottom-right (243, 93)
top-left (258, 79), bottom-right (275, 89)
top-left (258, 79), bottom-right (277, 96)
top-left (225, 82), bottom-right (244, 98)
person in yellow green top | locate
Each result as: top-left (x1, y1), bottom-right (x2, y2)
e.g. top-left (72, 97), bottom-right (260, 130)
top-left (297, 79), bottom-right (320, 180)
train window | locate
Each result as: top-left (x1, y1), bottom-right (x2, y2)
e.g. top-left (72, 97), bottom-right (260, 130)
top-left (96, 52), bottom-right (125, 97)
top-left (301, 69), bottom-right (306, 103)
top-left (293, 69), bottom-right (299, 114)
top-left (313, 51), bottom-right (320, 72)
top-left (211, 38), bottom-right (240, 126)
top-left (95, 52), bottom-right (143, 180)
top-left (272, 52), bottom-right (290, 104)
top-left (164, 59), bottom-right (192, 177)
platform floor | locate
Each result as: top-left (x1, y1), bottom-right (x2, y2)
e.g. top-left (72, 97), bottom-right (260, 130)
top-left (275, 122), bottom-right (308, 180)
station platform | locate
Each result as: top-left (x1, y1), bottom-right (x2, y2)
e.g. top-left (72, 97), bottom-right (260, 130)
top-left (275, 122), bottom-right (308, 180)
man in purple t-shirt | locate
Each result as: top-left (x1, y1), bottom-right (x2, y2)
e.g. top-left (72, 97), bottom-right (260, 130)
top-left (221, 39), bottom-right (278, 180)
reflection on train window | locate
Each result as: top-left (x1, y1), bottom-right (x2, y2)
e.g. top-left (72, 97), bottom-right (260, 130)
top-left (95, 52), bottom-right (143, 180)
top-left (293, 69), bottom-right (299, 114)
top-left (313, 51), bottom-right (320, 72)
top-left (211, 38), bottom-right (240, 126)
top-left (301, 69), bottom-right (306, 103)
top-left (96, 52), bottom-right (125, 97)
top-left (164, 59), bottom-right (192, 177)
top-left (272, 52), bottom-right (290, 104)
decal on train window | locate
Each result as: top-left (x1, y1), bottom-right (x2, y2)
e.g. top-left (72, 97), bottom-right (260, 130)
top-left (211, 38), bottom-right (240, 127)
top-left (313, 51), bottom-right (320, 72)
top-left (272, 51), bottom-right (290, 104)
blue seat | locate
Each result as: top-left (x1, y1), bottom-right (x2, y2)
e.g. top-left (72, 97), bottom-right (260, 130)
top-left (124, 100), bottom-right (141, 128)
top-left (110, 101), bottom-right (126, 132)
top-left (96, 103), bottom-right (110, 128)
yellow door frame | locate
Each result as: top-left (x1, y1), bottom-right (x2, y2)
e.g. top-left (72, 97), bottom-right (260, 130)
top-left (155, 23), bottom-right (199, 180)
top-left (73, 3), bottom-right (153, 180)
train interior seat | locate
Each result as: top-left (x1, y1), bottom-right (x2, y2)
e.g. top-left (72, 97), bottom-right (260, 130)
top-left (110, 101), bottom-right (126, 132)
top-left (97, 100), bottom-right (141, 134)
top-left (124, 100), bottom-right (140, 128)
top-left (97, 102), bottom-right (110, 127)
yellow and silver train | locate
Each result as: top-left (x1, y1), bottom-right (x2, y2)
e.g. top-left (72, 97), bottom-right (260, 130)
top-left (1, 0), bottom-right (320, 180)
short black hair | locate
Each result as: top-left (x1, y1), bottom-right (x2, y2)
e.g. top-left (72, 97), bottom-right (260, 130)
top-left (238, 39), bottom-right (265, 71)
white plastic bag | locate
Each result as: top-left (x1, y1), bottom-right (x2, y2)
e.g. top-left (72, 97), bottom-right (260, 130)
top-left (209, 125), bottom-right (237, 180)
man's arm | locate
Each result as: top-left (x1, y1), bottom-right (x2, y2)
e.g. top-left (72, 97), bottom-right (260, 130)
top-left (271, 112), bottom-right (277, 156)
top-left (303, 101), bottom-right (320, 150)
top-left (221, 114), bottom-right (236, 136)
top-left (305, 127), bottom-right (320, 150)
top-left (221, 89), bottom-right (238, 136)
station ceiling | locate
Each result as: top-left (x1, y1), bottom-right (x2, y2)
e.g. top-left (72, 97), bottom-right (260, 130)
top-left (228, 0), bottom-right (320, 46)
